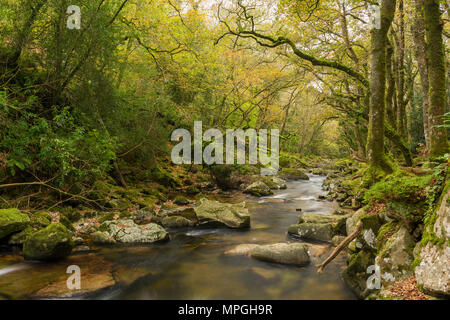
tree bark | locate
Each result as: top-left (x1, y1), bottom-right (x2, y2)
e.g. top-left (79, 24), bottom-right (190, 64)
top-left (412, 0), bottom-right (431, 149)
top-left (424, 0), bottom-right (448, 159)
top-left (367, 0), bottom-right (396, 172)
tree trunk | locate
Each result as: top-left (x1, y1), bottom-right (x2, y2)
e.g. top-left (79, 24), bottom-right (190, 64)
top-left (412, 0), bottom-right (431, 149)
top-left (424, 0), bottom-right (448, 159)
top-left (367, 0), bottom-right (396, 172)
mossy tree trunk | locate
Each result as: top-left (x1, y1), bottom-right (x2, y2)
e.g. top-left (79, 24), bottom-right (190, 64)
top-left (367, 0), bottom-right (396, 172)
top-left (424, 0), bottom-right (448, 159)
top-left (412, 0), bottom-right (431, 149)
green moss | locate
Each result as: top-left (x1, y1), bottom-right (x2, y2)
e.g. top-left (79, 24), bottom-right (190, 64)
top-left (29, 211), bottom-right (52, 228)
top-left (23, 223), bottom-right (73, 261)
top-left (0, 208), bottom-right (30, 239)
top-left (363, 169), bottom-right (432, 205)
top-left (174, 195), bottom-right (189, 205)
top-left (376, 220), bottom-right (399, 251)
top-left (59, 214), bottom-right (75, 232)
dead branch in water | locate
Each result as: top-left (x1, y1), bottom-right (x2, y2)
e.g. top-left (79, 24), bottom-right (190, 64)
top-left (316, 221), bottom-right (362, 273)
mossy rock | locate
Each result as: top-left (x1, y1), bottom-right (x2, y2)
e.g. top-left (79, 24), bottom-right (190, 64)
top-left (59, 215), bottom-right (75, 232)
top-left (8, 226), bottom-right (35, 246)
top-left (244, 181), bottom-right (273, 197)
top-left (174, 195), bottom-right (189, 205)
top-left (288, 223), bottom-right (333, 242)
top-left (23, 223), bottom-right (74, 261)
top-left (0, 208), bottom-right (30, 240)
top-left (341, 250), bottom-right (376, 299)
top-left (278, 168), bottom-right (309, 180)
top-left (29, 211), bottom-right (52, 228)
top-left (151, 166), bottom-right (180, 188)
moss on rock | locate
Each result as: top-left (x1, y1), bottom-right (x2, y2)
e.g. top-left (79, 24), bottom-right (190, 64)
top-left (0, 208), bottom-right (30, 240)
top-left (23, 223), bottom-right (74, 261)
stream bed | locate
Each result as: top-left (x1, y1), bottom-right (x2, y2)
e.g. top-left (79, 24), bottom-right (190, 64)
top-left (0, 175), bottom-right (356, 300)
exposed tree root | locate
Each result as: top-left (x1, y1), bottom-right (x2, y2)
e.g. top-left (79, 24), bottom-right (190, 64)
top-left (316, 221), bottom-right (363, 273)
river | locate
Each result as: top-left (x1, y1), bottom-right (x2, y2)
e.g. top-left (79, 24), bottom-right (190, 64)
top-left (0, 175), bottom-right (356, 300)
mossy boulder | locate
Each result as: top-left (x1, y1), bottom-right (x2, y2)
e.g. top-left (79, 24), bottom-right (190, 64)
top-left (0, 208), bottom-right (30, 240)
top-left (298, 212), bottom-right (349, 235)
top-left (244, 181), bottom-right (273, 197)
top-left (174, 195), bottom-right (189, 205)
top-left (375, 226), bottom-right (415, 287)
top-left (23, 223), bottom-right (74, 261)
top-left (29, 211), bottom-right (52, 228)
top-left (415, 187), bottom-right (450, 297)
top-left (341, 250), bottom-right (376, 299)
top-left (278, 168), bottom-right (309, 180)
top-left (90, 231), bottom-right (116, 245)
top-left (194, 198), bottom-right (250, 229)
top-left (8, 226), bottom-right (35, 246)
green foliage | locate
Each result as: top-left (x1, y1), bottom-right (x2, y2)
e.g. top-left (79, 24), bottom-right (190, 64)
top-left (1, 103), bottom-right (115, 186)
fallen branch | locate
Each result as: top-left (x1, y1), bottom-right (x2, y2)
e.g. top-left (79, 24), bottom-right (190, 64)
top-left (316, 221), bottom-right (363, 273)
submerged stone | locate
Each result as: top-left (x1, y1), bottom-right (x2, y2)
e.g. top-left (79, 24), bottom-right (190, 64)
top-left (250, 243), bottom-right (310, 266)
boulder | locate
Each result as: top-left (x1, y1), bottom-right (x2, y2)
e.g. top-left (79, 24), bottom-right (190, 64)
top-left (298, 212), bottom-right (348, 235)
top-left (250, 243), bottom-right (310, 266)
top-left (224, 244), bottom-right (259, 256)
top-left (99, 219), bottom-right (169, 243)
top-left (194, 198), bottom-right (250, 228)
top-left (375, 226), bottom-right (415, 287)
top-left (174, 195), bottom-right (189, 205)
top-left (415, 187), bottom-right (450, 297)
top-left (131, 209), bottom-right (155, 225)
top-left (244, 181), bottom-right (273, 197)
top-left (0, 208), bottom-right (30, 240)
top-left (270, 177), bottom-right (287, 189)
top-left (341, 250), bottom-right (375, 299)
top-left (161, 216), bottom-right (197, 228)
top-left (23, 223), bottom-right (74, 261)
top-left (90, 231), bottom-right (116, 245)
top-left (278, 168), bottom-right (310, 180)
top-left (288, 223), bottom-right (333, 242)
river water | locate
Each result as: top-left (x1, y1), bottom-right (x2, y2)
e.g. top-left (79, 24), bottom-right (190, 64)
top-left (0, 175), bottom-right (356, 300)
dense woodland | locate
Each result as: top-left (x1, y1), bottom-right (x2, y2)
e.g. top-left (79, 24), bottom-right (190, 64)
top-left (0, 0), bottom-right (449, 300)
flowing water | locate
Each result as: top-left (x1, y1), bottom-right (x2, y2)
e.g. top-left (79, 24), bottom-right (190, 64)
top-left (0, 175), bottom-right (356, 300)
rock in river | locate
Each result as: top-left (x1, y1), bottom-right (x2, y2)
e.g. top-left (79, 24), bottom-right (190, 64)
top-left (288, 223), bottom-right (334, 242)
top-left (250, 243), bottom-right (310, 266)
top-left (244, 181), bottom-right (273, 197)
top-left (99, 219), bottom-right (169, 243)
top-left (194, 198), bottom-right (250, 229)
top-left (23, 223), bottom-right (74, 261)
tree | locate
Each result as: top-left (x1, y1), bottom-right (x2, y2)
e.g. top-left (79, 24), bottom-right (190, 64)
top-left (423, 0), bottom-right (448, 159)
top-left (367, 0), bottom-right (396, 173)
